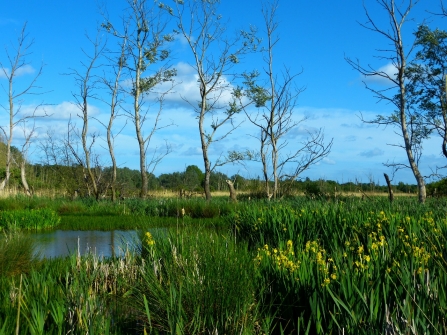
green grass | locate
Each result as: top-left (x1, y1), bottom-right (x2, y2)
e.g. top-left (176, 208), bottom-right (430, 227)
top-left (0, 195), bottom-right (238, 218)
top-left (132, 226), bottom-right (263, 334)
top-left (0, 209), bottom-right (60, 231)
top-left (0, 195), bottom-right (446, 334)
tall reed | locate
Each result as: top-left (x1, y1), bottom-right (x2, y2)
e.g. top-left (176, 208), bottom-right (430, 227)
top-left (131, 226), bottom-right (264, 334)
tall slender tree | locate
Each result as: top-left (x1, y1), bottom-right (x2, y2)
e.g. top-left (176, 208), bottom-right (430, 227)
top-left (241, 1), bottom-right (332, 199)
top-left (67, 33), bottom-right (105, 199)
top-left (171, 0), bottom-right (258, 200)
top-left (346, 0), bottom-right (427, 203)
top-left (0, 23), bottom-right (45, 193)
top-left (103, 0), bottom-right (176, 198)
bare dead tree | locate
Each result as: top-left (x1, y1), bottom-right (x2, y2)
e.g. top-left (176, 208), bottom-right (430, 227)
top-left (240, 1), bottom-right (332, 199)
top-left (17, 117), bottom-right (39, 195)
top-left (97, 31), bottom-right (128, 201)
top-left (39, 127), bottom-right (85, 197)
top-left (345, 0), bottom-right (427, 203)
top-left (171, 0), bottom-right (259, 201)
top-left (66, 32), bottom-right (106, 200)
top-left (0, 22), bottom-right (46, 193)
top-left (225, 179), bottom-right (237, 202)
top-left (384, 173), bottom-right (394, 203)
top-left (102, 0), bottom-right (176, 198)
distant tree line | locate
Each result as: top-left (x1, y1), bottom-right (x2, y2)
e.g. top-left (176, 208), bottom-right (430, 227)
top-left (0, 139), bottom-right (427, 199)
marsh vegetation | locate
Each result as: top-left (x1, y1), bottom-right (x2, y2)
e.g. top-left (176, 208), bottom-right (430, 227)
top-left (0, 195), bottom-right (446, 334)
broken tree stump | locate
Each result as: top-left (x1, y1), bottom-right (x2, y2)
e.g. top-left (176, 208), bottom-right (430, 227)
top-left (225, 180), bottom-right (237, 202)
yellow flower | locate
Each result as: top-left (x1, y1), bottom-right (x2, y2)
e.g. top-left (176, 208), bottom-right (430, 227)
top-left (358, 245), bottom-right (364, 254)
top-left (321, 278), bottom-right (330, 286)
top-left (331, 273), bottom-right (337, 280)
top-left (365, 255), bottom-right (370, 262)
top-left (145, 232), bottom-right (155, 246)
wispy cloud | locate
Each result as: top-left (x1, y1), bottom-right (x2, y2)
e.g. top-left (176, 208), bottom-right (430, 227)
top-left (359, 148), bottom-right (384, 157)
top-left (18, 101), bottom-right (101, 120)
top-left (0, 18), bottom-right (19, 26)
top-left (182, 146), bottom-right (202, 156)
top-left (286, 125), bottom-right (319, 139)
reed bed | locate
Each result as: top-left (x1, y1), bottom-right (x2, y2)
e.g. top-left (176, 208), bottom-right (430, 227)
top-left (0, 208), bottom-right (60, 231)
top-left (0, 196), bottom-right (446, 334)
top-left (227, 197), bottom-right (447, 334)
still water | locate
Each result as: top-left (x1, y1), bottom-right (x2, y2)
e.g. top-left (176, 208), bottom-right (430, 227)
top-left (30, 230), bottom-right (142, 259)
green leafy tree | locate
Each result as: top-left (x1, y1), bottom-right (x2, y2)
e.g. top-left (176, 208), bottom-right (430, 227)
top-left (406, 25), bottom-right (447, 163)
top-left (183, 165), bottom-right (204, 192)
top-left (102, 0), bottom-right (176, 198)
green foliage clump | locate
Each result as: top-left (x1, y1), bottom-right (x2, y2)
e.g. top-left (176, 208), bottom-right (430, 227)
top-left (133, 227), bottom-right (261, 334)
top-left (0, 209), bottom-right (60, 231)
top-left (427, 178), bottom-right (447, 197)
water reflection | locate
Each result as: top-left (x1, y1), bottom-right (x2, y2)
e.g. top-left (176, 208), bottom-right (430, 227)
top-left (31, 230), bottom-right (142, 259)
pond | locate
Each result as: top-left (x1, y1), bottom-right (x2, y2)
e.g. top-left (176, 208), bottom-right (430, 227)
top-left (29, 229), bottom-right (151, 259)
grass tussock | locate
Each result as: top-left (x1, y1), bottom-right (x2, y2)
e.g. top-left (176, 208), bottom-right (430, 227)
top-left (0, 232), bottom-right (37, 277)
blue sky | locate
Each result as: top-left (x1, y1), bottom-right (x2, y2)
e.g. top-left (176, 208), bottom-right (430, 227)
top-left (0, 0), bottom-right (445, 185)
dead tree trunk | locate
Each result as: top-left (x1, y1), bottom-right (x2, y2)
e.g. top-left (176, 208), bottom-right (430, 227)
top-left (383, 173), bottom-right (394, 203)
top-left (225, 180), bottom-right (237, 202)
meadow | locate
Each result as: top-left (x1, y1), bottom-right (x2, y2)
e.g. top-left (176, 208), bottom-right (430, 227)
top-left (0, 195), bottom-right (446, 334)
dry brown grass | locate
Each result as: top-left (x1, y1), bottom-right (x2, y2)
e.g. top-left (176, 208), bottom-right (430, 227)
top-left (0, 187), bottom-right (418, 200)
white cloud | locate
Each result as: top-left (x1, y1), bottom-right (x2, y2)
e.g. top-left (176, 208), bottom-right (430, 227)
top-left (16, 64), bottom-right (35, 77)
top-left (182, 146), bottom-right (202, 156)
top-left (322, 157), bottom-right (336, 165)
top-left (362, 63), bottom-right (397, 86)
top-left (0, 64), bottom-right (35, 78)
top-left (151, 61), bottom-right (236, 109)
